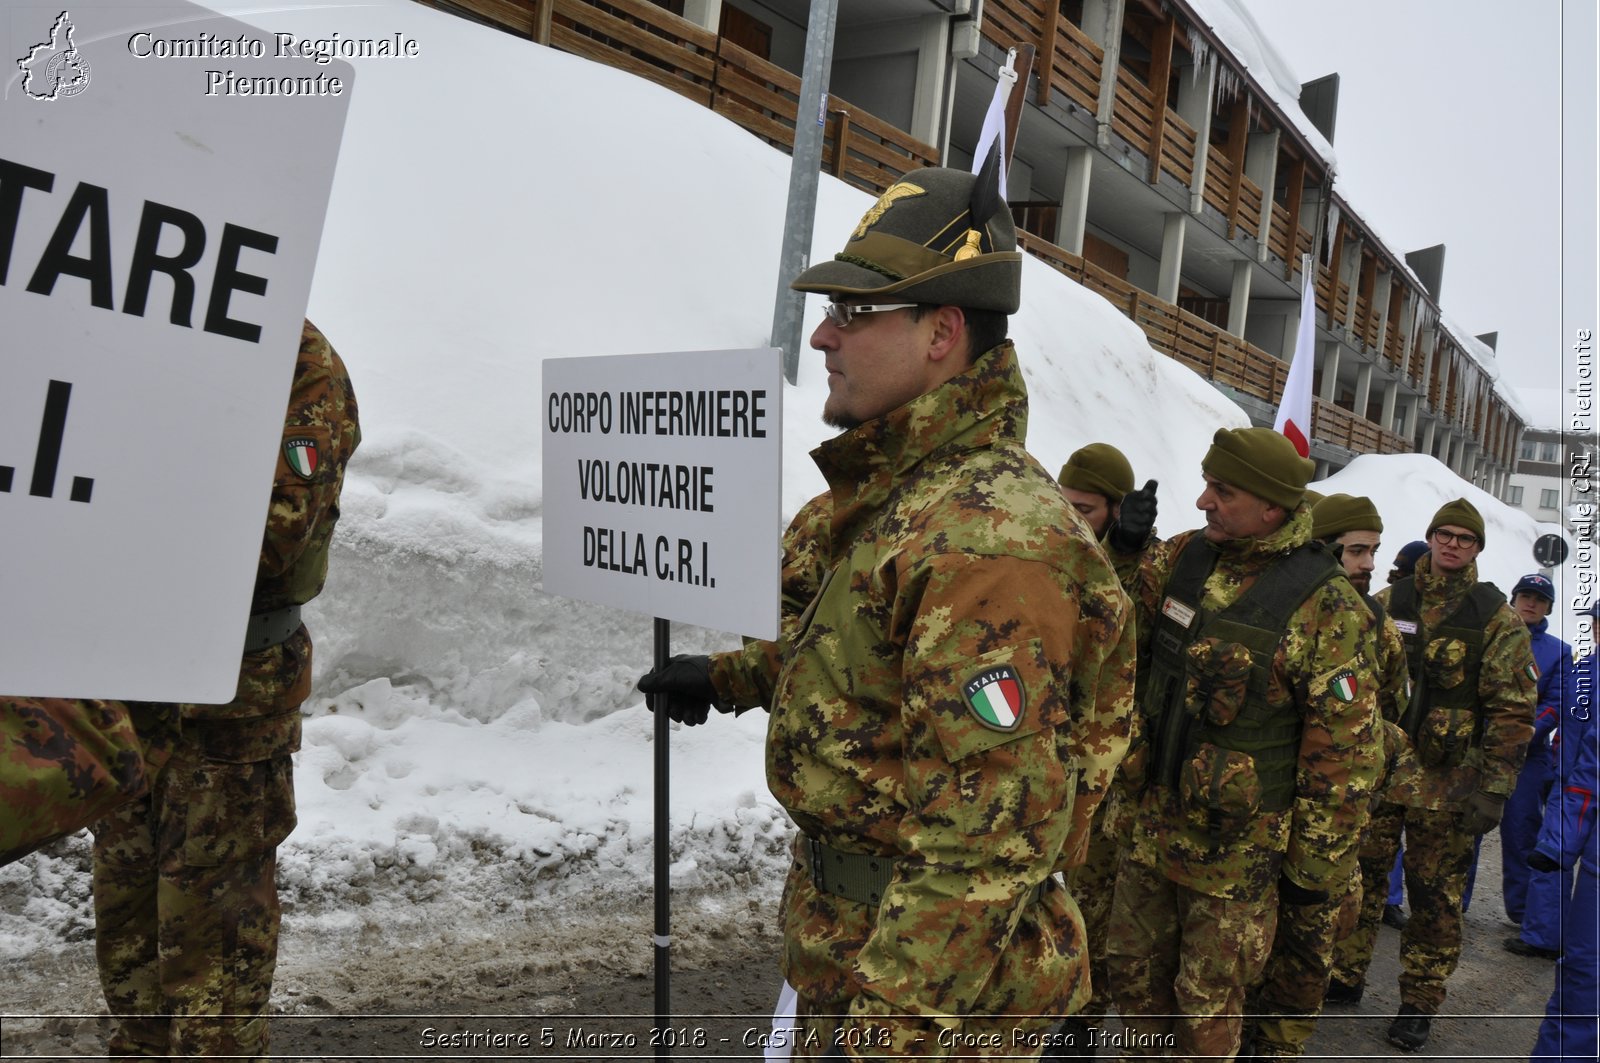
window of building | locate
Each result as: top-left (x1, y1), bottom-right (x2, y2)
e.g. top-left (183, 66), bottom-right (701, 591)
top-left (1521, 439), bottom-right (1537, 460)
top-left (1508, 486), bottom-right (1524, 505)
top-left (1541, 489), bottom-right (1560, 510)
top-left (1541, 442), bottom-right (1560, 462)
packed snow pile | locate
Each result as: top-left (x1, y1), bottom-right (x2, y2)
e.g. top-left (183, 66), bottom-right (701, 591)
top-left (1, 0), bottom-right (1578, 965)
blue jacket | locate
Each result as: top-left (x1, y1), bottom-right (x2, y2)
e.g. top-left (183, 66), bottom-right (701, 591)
top-left (1536, 652), bottom-right (1599, 874)
top-left (1528, 619), bottom-right (1574, 763)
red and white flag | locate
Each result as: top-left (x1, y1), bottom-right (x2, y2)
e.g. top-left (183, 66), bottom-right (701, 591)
top-left (1274, 254), bottom-right (1316, 457)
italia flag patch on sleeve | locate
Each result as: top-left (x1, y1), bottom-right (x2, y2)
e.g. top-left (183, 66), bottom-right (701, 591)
top-left (283, 437), bottom-right (319, 480)
top-left (1330, 669), bottom-right (1359, 703)
top-left (1526, 663), bottom-right (1540, 682)
top-left (962, 666), bottom-right (1026, 731)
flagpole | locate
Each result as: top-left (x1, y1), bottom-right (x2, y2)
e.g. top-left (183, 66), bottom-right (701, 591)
top-left (652, 615), bottom-right (671, 1057)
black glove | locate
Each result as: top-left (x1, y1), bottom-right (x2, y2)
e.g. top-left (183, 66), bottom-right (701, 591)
top-left (637, 654), bottom-right (727, 726)
top-left (1108, 479), bottom-right (1159, 554)
top-left (1461, 790), bottom-right (1507, 835)
top-left (1528, 850), bottom-right (1562, 874)
top-left (1278, 874), bottom-right (1329, 906)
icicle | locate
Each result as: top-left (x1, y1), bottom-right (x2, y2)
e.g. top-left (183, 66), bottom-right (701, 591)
top-left (1324, 203), bottom-right (1341, 267)
top-left (1186, 29), bottom-right (1211, 83)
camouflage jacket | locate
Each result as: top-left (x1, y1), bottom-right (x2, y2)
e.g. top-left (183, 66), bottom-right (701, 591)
top-left (709, 492), bottom-right (831, 710)
top-left (1377, 553), bottom-right (1535, 809)
top-left (175, 319), bottom-right (360, 725)
top-left (1121, 504), bottom-right (1383, 901)
top-left (767, 343), bottom-right (1135, 1049)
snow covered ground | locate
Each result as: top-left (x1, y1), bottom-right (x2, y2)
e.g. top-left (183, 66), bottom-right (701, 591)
top-left (2, 0), bottom-right (1585, 984)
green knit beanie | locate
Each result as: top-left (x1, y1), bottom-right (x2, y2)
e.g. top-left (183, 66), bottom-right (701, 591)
top-left (1057, 443), bottom-right (1134, 502)
top-left (1200, 427), bottom-right (1315, 510)
top-left (1311, 493), bottom-right (1384, 539)
top-left (1427, 498), bottom-right (1486, 546)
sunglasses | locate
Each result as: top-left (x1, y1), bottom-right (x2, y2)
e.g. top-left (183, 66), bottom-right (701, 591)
top-left (1431, 529), bottom-right (1480, 548)
top-left (822, 301), bottom-right (918, 328)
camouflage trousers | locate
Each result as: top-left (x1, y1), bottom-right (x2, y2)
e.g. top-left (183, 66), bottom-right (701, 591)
top-left (1064, 802), bottom-right (1122, 1023)
top-left (1104, 856), bottom-right (1275, 1061)
top-left (1244, 865), bottom-right (1360, 1058)
top-left (91, 712), bottom-right (298, 1060)
top-left (1328, 801), bottom-right (1477, 1011)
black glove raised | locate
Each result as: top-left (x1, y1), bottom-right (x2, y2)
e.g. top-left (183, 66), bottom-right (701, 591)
top-left (1528, 850), bottom-right (1562, 874)
top-left (1108, 479), bottom-right (1159, 554)
top-left (1278, 874), bottom-right (1329, 906)
top-left (637, 654), bottom-right (727, 726)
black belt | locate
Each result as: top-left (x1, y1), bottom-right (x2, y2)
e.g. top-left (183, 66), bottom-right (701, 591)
top-left (244, 606), bottom-right (302, 653)
top-left (804, 836), bottom-right (1052, 908)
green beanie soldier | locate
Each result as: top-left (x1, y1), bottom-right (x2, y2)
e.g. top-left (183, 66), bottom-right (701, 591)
top-left (1104, 425), bottom-right (1382, 1061)
top-left (1327, 495), bottom-right (1534, 1052)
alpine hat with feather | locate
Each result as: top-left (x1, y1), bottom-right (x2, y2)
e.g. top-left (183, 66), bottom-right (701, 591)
top-left (790, 165), bottom-right (1022, 313)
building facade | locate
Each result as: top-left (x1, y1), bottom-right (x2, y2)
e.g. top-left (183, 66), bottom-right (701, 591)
top-left (417, 0), bottom-right (1526, 485)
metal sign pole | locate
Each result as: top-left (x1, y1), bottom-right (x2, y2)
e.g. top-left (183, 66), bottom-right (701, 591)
top-left (770, 0), bottom-right (840, 385)
top-left (652, 615), bottom-right (671, 1057)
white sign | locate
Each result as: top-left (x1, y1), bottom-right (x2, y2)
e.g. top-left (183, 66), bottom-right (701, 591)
top-left (542, 349), bottom-right (784, 640)
top-left (1, 3), bottom-right (353, 699)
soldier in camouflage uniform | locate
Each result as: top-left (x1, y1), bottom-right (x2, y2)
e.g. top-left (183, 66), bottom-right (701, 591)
top-left (1047, 444), bottom-right (1162, 1060)
top-left (1102, 428), bottom-right (1383, 1061)
top-left (1, 698), bottom-right (173, 866)
top-left (91, 319), bottom-right (359, 1060)
top-left (1241, 493), bottom-right (1411, 1061)
top-left (1321, 498), bottom-right (1535, 1053)
top-left (640, 167), bottom-right (1135, 1060)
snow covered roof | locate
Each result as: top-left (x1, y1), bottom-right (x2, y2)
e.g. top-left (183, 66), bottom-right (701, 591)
top-left (1175, 0), bottom-right (1336, 171)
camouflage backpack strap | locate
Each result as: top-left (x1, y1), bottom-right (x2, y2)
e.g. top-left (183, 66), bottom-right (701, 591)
top-left (1144, 536), bottom-right (1221, 791)
top-left (1191, 542), bottom-right (1342, 813)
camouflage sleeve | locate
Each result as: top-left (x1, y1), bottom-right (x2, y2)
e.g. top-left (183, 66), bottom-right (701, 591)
top-left (258, 321), bottom-right (361, 583)
top-left (1282, 579), bottom-right (1384, 893)
top-left (1475, 604), bottom-right (1538, 796)
top-left (707, 492), bottom-right (831, 709)
top-left (1106, 532), bottom-right (1167, 600)
top-left (846, 549), bottom-right (1131, 1047)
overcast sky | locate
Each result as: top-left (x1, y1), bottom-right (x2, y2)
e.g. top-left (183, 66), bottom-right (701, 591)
top-left (1233, 0), bottom-right (1574, 427)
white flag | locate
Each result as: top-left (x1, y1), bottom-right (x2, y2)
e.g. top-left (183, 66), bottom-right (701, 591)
top-left (1273, 255), bottom-right (1317, 457)
top-left (972, 48), bottom-right (1018, 198)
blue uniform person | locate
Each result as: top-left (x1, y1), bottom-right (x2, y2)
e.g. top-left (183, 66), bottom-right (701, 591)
top-left (1529, 607), bottom-right (1598, 1061)
top-left (1503, 573), bottom-right (1574, 958)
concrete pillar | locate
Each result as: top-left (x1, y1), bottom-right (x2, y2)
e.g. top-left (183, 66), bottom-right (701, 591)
top-left (1314, 459), bottom-right (1331, 480)
top-left (1245, 130), bottom-right (1280, 261)
top-left (1417, 329), bottom-right (1438, 412)
top-left (1420, 418), bottom-right (1437, 458)
top-left (1158, 212), bottom-right (1187, 303)
top-left (1093, 0), bottom-right (1128, 149)
top-left (908, 15), bottom-right (951, 149)
top-left (681, 0), bottom-right (723, 32)
top-left (1381, 380), bottom-right (1400, 434)
top-left (1353, 362), bottom-right (1374, 419)
top-left (1058, 146), bottom-right (1093, 256)
top-left (1342, 239), bottom-right (1364, 334)
top-left (1319, 343), bottom-right (1343, 403)
top-left (1403, 399), bottom-right (1421, 440)
top-left (1178, 54), bottom-right (1216, 213)
top-left (1373, 271), bottom-right (1394, 355)
top-left (1227, 260), bottom-right (1253, 337)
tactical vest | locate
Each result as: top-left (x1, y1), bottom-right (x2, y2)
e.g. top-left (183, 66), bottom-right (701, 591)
top-left (1144, 537), bottom-right (1341, 814)
top-left (1388, 576), bottom-right (1503, 743)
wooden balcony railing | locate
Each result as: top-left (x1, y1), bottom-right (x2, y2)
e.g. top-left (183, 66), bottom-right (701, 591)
top-left (1111, 66), bottom-right (1157, 157)
top-left (1022, 232), bottom-right (1410, 455)
top-left (1159, 111), bottom-right (1198, 187)
top-left (426, 0), bottom-right (937, 198)
top-left (981, 0), bottom-right (1104, 114)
